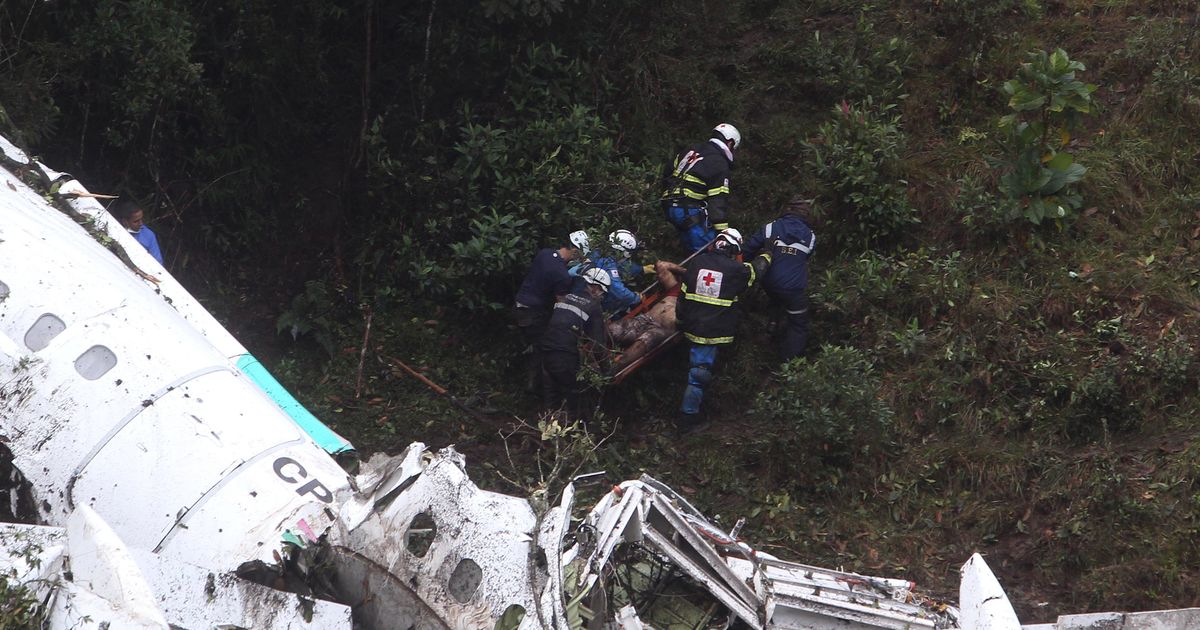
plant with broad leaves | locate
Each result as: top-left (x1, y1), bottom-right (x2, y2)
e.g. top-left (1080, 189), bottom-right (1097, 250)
top-left (996, 48), bottom-right (1097, 224)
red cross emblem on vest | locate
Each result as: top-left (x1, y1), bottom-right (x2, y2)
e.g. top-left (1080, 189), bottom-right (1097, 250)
top-left (696, 268), bottom-right (724, 298)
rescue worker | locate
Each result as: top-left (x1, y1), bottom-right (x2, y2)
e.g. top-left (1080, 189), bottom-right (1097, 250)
top-left (571, 229), bottom-right (644, 317)
top-left (661, 123), bottom-right (741, 253)
top-left (743, 198), bottom-right (816, 361)
top-left (514, 230), bottom-right (591, 392)
top-left (675, 227), bottom-right (771, 434)
top-left (539, 267), bottom-right (611, 415)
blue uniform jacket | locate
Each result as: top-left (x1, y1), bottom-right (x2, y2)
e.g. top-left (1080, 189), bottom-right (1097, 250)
top-left (515, 248), bottom-right (572, 309)
top-left (568, 251), bottom-right (640, 313)
top-left (743, 213), bottom-right (814, 293)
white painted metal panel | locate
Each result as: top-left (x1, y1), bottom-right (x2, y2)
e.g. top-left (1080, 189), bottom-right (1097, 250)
top-left (71, 370), bottom-right (305, 548)
top-left (0, 149), bottom-right (352, 572)
top-left (164, 442), bottom-right (350, 568)
top-left (341, 449), bottom-right (549, 629)
top-left (66, 506), bottom-right (169, 628)
top-left (961, 553), bottom-right (1022, 630)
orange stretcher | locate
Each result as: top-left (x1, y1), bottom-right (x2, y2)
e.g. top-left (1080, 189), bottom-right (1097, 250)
top-left (606, 237), bottom-right (720, 385)
top-left (607, 285), bottom-right (683, 386)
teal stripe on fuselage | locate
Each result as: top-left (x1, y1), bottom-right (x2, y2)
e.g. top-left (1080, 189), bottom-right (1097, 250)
top-left (235, 354), bottom-right (354, 455)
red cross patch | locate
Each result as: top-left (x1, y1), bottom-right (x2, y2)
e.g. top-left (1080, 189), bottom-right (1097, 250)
top-left (696, 268), bottom-right (723, 298)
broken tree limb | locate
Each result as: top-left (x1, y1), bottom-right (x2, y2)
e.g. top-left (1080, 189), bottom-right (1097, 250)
top-left (378, 352), bottom-right (489, 424)
top-left (354, 308), bottom-right (373, 399)
top-left (63, 191), bottom-right (119, 199)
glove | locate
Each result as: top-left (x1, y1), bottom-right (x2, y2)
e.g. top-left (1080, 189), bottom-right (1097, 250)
top-left (642, 264), bottom-right (655, 275)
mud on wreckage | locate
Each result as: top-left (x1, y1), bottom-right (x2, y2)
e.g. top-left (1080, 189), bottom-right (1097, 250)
top-left (1, 133), bottom-right (1197, 629)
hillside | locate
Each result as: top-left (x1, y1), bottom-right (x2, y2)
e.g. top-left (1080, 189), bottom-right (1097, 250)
top-left (3, 0), bottom-right (1200, 622)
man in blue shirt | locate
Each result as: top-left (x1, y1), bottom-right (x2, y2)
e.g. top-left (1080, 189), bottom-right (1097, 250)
top-left (514, 230), bottom-right (590, 392)
top-left (743, 198), bottom-right (816, 362)
top-left (110, 199), bottom-right (164, 265)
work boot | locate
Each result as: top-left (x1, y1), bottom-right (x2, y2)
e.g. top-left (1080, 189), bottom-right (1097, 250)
top-left (675, 412), bottom-right (712, 437)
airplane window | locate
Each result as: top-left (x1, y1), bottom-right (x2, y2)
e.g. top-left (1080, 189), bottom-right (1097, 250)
top-left (405, 511), bottom-right (437, 558)
top-left (494, 604), bottom-right (526, 630)
top-left (0, 281), bottom-right (9, 302)
top-left (448, 558), bottom-right (482, 603)
top-left (25, 313), bottom-right (66, 351)
top-left (74, 345), bottom-right (117, 380)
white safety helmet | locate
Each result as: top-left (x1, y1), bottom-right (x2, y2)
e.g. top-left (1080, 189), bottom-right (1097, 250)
top-left (713, 123), bottom-right (742, 150)
top-left (569, 230), bottom-right (591, 252)
top-left (608, 229), bottom-right (638, 255)
top-left (581, 267), bottom-right (612, 293)
top-left (715, 227), bottom-right (743, 253)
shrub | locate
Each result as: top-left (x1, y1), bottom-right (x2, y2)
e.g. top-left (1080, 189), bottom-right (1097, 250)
top-left (799, 16), bottom-right (911, 104)
top-left (819, 248), bottom-right (970, 331)
top-left (754, 346), bottom-right (895, 463)
top-left (927, 0), bottom-right (1033, 74)
top-left (806, 98), bottom-right (916, 251)
top-left (365, 44), bottom-right (655, 314)
top-left (1066, 355), bottom-right (1135, 439)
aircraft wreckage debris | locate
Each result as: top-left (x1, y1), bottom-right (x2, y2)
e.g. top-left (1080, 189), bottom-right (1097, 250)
top-left (3, 131), bottom-right (1200, 628)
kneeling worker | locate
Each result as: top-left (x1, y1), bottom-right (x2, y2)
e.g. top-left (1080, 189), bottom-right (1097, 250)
top-left (539, 267), bottom-right (611, 415)
top-left (675, 228), bottom-right (771, 434)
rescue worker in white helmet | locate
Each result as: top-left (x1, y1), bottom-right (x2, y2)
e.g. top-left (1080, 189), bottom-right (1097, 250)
top-left (569, 229), bottom-right (644, 318)
top-left (514, 230), bottom-right (591, 393)
top-left (675, 227), bottom-right (771, 435)
top-left (539, 266), bottom-right (611, 415)
top-left (661, 123), bottom-right (741, 253)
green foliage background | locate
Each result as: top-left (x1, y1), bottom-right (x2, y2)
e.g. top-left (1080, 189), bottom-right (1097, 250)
top-left (4, 0), bottom-right (1200, 620)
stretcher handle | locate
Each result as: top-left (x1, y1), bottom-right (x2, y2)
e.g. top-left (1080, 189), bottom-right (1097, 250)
top-left (638, 235), bottom-right (720, 298)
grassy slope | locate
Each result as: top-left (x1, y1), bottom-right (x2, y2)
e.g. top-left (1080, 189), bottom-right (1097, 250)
top-left (244, 0), bottom-right (1200, 622)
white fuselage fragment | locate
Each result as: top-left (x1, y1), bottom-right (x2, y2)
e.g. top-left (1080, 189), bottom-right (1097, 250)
top-left (0, 141), bottom-right (352, 573)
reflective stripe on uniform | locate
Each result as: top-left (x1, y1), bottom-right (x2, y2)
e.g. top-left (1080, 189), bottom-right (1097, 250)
top-left (777, 240), bottom-right (813, 254)
top-left (554, 301), bottom-right (590, 320)
top-left (684, 293), bottom-right (736, 307)
top-left (684, 332), bottom-right (734, 344)
top-left (706, 184), bottom-right (730, 196)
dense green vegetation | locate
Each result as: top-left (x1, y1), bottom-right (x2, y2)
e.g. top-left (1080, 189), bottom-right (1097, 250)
top-left (4, 0), bottom-right (1200, 621)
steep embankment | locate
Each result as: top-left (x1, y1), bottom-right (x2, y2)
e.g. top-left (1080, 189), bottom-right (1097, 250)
top-left (4, 0), bottom-right (1200, 623)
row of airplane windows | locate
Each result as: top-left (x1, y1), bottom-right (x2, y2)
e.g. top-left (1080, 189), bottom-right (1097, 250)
top-left (6, 289), bottom-right (118, 380)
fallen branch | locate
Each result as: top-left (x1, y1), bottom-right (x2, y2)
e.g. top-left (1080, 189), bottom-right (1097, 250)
top-left (63, 191), bottom-right (119, 199)
top-left (354, 308), bottom-right (373, 399)
top-left (377, 352), bottom-right (489, 424)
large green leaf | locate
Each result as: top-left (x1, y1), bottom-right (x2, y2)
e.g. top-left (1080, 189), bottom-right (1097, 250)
top-left (1039, 162), bottom-right (1087, 195)
top-left (1045, 152), bottom-right (1074, 170)
top-left (1009, 87), bottom-right (1047, 111)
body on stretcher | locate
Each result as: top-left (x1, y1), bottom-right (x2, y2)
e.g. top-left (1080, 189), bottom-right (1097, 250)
top-left (606, 285), bottom-right (683, 385)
